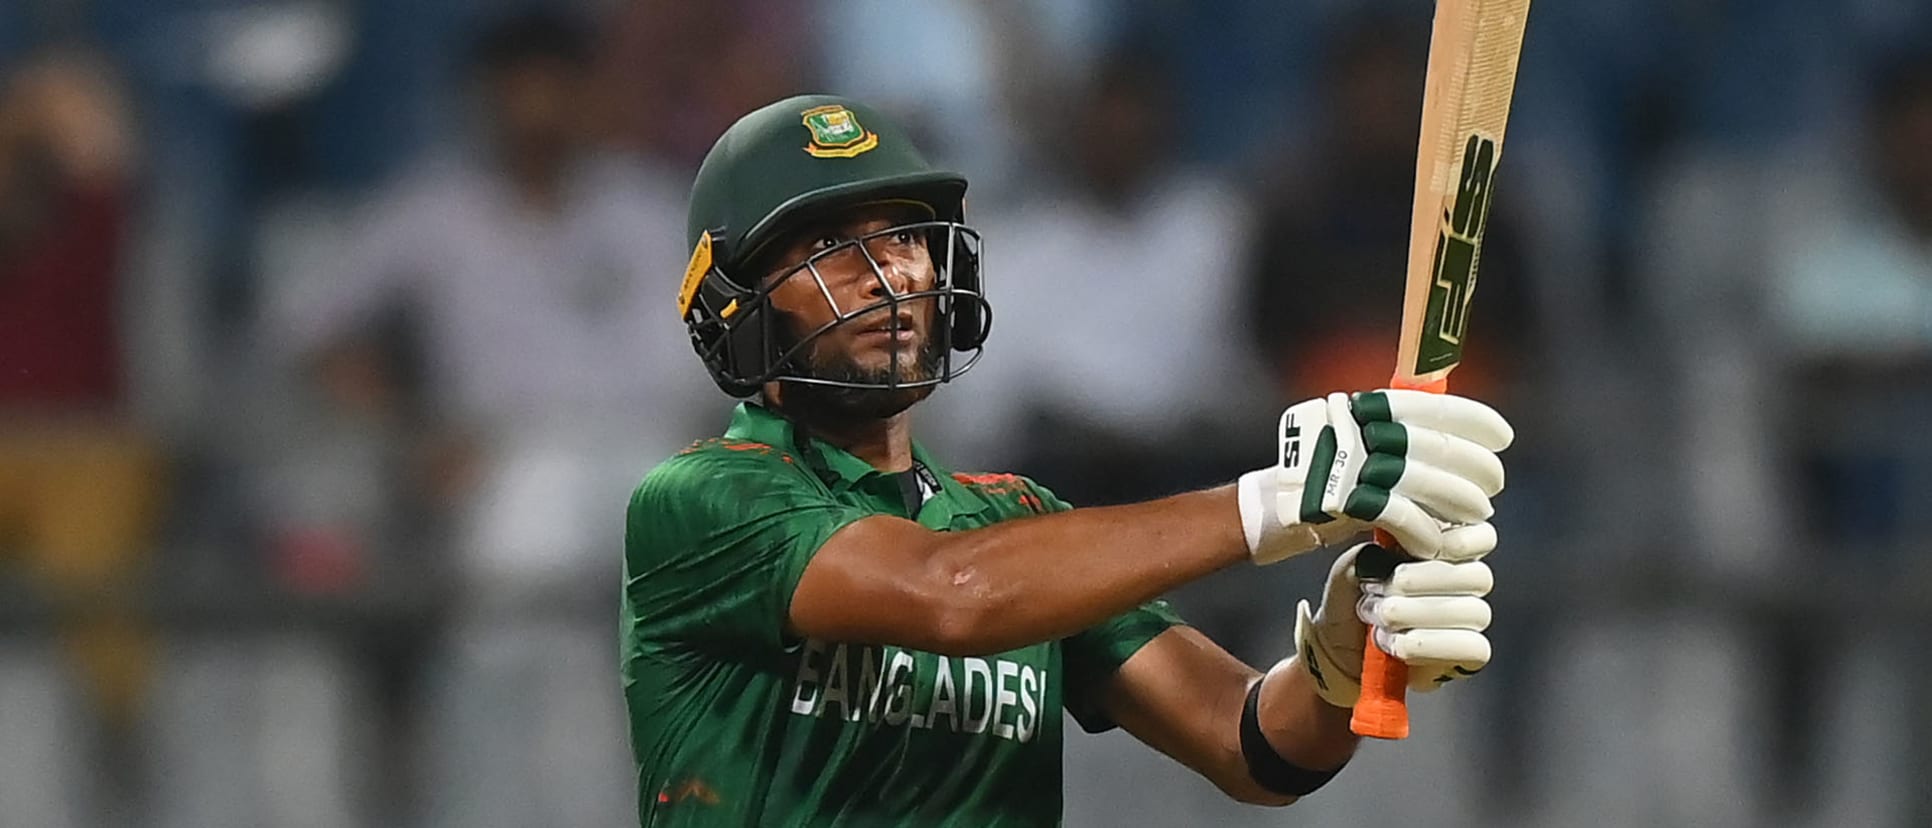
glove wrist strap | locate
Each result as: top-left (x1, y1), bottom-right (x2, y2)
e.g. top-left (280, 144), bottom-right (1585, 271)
top-left (1238, 469), bottom-right (1332, 565)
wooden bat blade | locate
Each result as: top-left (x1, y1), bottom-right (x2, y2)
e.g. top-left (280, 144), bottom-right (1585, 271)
top-left (1352, 0), bottom-right (1530, 742)
top-left (1392, 0), bottom-right (1530, 389)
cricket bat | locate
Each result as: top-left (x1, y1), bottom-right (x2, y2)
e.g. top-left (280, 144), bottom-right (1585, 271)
top-left (1350, 0), bottom-right (1532, 741)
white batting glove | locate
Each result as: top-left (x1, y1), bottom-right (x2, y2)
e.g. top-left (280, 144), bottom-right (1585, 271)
top-left (1293, 543), bottom-right (1495, 708)
top-left (1237, 390), bottom-right (1512, 565)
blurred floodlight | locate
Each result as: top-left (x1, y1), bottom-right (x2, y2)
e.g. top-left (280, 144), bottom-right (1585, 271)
top-left (204, 3), bottom-right (351, 109)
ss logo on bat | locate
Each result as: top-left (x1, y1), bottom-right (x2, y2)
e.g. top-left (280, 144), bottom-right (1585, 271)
top-left (1430, 133), bottom-right (1496, 349)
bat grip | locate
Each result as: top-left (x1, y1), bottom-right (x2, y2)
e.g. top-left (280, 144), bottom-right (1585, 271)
top-left (1349, 375), bottom-right (1447, 740)
top-left (1351, 527), bottom-right (1411, 739)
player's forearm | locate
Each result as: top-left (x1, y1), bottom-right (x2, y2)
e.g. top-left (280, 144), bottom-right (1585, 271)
top-left (1096, 629), bottom-right (1356, 808)
top-left (920, 486), bottom-right (1247, 654)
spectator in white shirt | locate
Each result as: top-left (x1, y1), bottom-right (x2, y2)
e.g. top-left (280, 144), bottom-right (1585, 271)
top-left (262, 12), bottom-right (711, 826)
top-left (270, 11), bottom-right (715, 600)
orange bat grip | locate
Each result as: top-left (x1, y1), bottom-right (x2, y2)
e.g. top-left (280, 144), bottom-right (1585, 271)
top-left (1350, 374), bottom-right (1448, 740)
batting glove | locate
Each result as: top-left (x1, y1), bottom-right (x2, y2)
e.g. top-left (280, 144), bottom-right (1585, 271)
top-left (1237, 389), bottom-right (1512, 565)
top-left (1293, 542), bottom-right (1495, 707)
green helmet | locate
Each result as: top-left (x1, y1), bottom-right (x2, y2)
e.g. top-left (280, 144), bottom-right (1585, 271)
top-left (677, 94), bottom-right (989, 397)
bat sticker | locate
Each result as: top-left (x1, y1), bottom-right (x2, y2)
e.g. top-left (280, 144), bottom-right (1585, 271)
top-left (1417, 133), bottom-right (1498, 374)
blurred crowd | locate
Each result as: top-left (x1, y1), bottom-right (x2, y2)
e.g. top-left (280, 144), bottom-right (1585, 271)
top-left (0, 1), bottom-right (1929, 826)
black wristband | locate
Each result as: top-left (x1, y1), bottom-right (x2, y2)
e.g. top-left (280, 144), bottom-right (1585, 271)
top-left (1239, 677), bottom-right (1344, 797)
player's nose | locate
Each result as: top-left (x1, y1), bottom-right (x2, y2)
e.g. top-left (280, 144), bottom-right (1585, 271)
top-left (866, 249), bottom-right (916, 297)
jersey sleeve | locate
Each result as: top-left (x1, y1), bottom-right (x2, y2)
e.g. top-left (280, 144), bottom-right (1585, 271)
top-left (624, 448), bottom-right (876, 653)
top-left (1061, 599), bottom-right (1188, 733)
top-left (1024, 478), bottom-right (1189, 733)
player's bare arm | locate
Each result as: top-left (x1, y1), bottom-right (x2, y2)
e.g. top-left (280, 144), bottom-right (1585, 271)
top-left (791, 487), bottom-right (1247, 655)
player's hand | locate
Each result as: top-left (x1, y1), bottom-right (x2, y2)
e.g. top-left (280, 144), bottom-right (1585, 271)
top-left (1293, 542), bottom-right (1494, 707)
top-left (1236, 390), bottom-right (1512, 565)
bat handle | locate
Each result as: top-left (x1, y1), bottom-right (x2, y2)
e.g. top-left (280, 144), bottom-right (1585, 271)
top-left (1349, 375), bottom-right (1447, 740)
top-left (1351, 527), bottom-right (1411, 739)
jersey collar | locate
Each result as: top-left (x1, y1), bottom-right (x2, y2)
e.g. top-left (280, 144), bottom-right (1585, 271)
top-left (724, 402), bottom-right (992, 527)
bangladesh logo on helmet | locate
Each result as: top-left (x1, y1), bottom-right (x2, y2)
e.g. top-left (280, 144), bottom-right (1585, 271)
top-left (800, 104), bottom-right (879, 158)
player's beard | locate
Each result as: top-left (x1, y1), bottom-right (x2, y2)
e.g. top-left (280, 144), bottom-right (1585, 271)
top-left (775, 318), bottom-right (943, 423)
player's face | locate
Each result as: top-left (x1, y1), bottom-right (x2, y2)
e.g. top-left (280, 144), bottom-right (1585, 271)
top-left (764, 204), bottom-right (941, 384)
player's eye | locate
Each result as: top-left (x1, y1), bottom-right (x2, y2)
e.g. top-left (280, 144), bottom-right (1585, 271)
top-left (811, 234), bottom-right (842, 253)
top-left (891, 229), bottom-right (919, 246)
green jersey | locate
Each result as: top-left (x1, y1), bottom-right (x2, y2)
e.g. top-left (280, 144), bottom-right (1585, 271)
top-left (621, 403), bottom-right (1183, 827)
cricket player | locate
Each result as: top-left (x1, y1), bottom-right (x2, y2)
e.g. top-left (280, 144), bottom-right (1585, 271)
top-left (623, 95), bottom-right (1512, 826)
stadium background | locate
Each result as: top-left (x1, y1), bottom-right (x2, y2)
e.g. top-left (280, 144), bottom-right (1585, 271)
top-left (2, 0), bottom-right (1930, 825)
